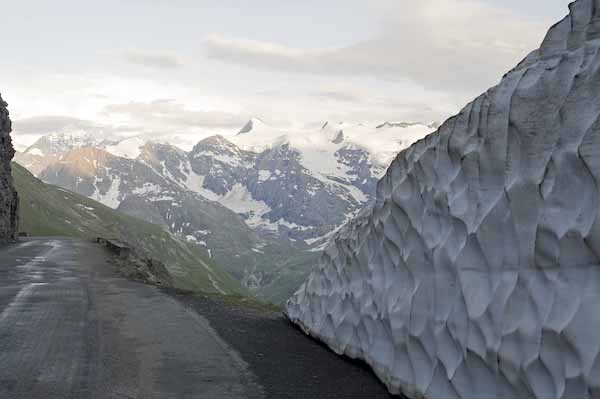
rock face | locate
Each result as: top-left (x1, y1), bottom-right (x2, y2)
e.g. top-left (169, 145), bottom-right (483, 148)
top-left (286, 1), bottom-right (600, 398)
top-left (186, 134), bottom-right (379, 243)
top-left (0, 94), bottom-right (18, 243)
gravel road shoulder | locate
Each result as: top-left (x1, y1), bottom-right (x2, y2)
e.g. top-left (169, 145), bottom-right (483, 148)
top-left (163, 289), bottom-right (403, 399)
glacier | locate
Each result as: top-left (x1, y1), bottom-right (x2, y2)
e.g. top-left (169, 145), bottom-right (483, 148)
top-left (286, 1), bottom-right (600, 398)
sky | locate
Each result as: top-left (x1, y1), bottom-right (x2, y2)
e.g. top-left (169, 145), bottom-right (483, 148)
top-left (1, 0), bottom-right (573, 148)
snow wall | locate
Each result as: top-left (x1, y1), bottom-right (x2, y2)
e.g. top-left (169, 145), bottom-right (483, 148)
top-left (286, 0), bottom-right (600, 397)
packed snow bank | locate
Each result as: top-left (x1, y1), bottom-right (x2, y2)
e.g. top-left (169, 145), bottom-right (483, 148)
top-left (286, 1), bottom-right (600, 397)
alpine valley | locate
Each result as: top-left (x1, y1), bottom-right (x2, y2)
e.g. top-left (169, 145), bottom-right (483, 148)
top-left (14, 118), bottom-right (435, 302)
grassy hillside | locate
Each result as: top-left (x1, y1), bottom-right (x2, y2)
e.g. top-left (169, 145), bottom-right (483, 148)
top-left (12, 162), bottom-right (244, 295)
top-left (254, 251), bottom-right (320, 304)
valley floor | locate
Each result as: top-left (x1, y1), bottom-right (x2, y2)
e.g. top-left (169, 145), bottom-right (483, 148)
top-left (165, 290), bottom-right (401, 399)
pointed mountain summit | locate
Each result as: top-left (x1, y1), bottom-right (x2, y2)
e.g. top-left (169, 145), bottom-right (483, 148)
top-left (237, 117), bottom-right (269, 135)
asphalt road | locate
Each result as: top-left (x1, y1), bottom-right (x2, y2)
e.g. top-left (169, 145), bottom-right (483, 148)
top-left (168, 292), bottom-right (401, 399)
top-left (0, 238), bottom-right (263, 399)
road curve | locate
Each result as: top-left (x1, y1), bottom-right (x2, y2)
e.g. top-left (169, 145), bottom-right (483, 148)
top-left (0, 238), bottom-right (263, 399)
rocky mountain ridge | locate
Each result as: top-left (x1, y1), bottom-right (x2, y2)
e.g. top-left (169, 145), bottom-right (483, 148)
top-left (27, 120), bottom-right (433, 246)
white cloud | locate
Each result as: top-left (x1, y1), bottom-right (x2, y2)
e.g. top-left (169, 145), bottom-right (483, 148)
top-left (121, 50), bottom-right (184, 69)
top-left (308, 88), bottom-right (364, 103)
top-left (12, 116), bottom-right (102, 135)
top-left (205, 33), bottom-right (330, 72)
top-left (103, 99), bottom-right (248, 129)
top-left (204, 0), bottom-right (551, 94)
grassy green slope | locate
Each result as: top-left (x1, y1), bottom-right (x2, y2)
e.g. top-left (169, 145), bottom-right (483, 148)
top-left (254, 251), bottom-right (320, 304)
top-left (12, 163), bottom-right (244, 295)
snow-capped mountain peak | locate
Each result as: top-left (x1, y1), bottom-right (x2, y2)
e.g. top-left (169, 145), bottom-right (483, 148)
top-left (237, 117), bottom-right (270, 135)
top-left (24, 130), bottom-right (105, 157)
top-left (194, 134), bottom-right (238, 150)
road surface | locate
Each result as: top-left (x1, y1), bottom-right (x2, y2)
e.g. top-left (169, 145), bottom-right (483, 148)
top-left (0, 238), bottom-right (263, 399)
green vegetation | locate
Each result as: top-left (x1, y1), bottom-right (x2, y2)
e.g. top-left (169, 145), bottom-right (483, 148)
top-left (254, 251), bottom-right (320, 304)
top-left (12, 162), bottom-right (245, 295)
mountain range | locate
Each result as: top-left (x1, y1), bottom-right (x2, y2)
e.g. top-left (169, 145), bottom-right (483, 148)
top-left (14, 118), bottom-right (434, 302)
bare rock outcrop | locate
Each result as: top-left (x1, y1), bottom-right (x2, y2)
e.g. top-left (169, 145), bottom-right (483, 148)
top-left (287, 1), bottom-right (600, 398)
top-left (0, 94), bottom-right (18, 243)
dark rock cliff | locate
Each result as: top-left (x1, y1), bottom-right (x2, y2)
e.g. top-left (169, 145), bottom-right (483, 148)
top-left (0, 94), bottom-right (19, 243)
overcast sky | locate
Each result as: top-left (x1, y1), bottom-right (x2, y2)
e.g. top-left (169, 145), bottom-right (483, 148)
top-left (1, 0), bottom-right (573, 145)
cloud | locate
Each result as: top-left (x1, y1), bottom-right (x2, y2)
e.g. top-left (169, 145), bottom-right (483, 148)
top-left (122, 50), bottom-right (184, 69)
top-left (11, 115), bottom-right (140, 137)
top-left (12, 116), bottom-right (98, 135)
top-left (204, 0), bottom-right (551, 94)
top-left (103, 99), bottom-right (248, 128)
top-left (308, 89), bottom-right (363, 103)
top-left (205, 34), bottom-right (329, 72)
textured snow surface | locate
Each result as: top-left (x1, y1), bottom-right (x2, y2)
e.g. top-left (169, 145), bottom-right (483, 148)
top-left (287, 1), bottom-right (600, 397)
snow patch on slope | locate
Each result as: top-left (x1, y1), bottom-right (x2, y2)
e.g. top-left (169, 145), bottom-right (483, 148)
top-left (91, 176), bottom-right (122, 209)
top-left (181, 162), bottom-right (220, 201)
top-left (105, 137), bottom-right (145, 159)
top-left (27, 148), bottom-right (44, 157)
top-left (219, 183), bottom-right (271, 227)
